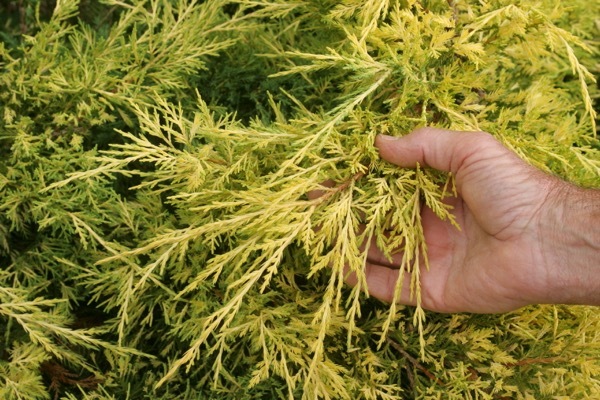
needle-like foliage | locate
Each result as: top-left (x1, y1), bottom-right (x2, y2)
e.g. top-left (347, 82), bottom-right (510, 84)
top-left (1, 0), bottom-right (599, 398)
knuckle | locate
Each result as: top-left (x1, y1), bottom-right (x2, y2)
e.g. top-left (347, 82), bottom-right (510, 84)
top-left (473, 130), bottom-right (496, 143)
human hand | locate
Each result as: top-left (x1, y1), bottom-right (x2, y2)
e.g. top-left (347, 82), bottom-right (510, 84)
top-left (353, 127), bottom-right (600, 313)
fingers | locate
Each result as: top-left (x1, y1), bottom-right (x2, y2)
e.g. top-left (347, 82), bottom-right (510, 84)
top-left (375, 127), bottom-right (506, 175)
top-left (345, 262), bottom-right (416, 306)
top-left (364, 230), bottom-right (404, 268)
top-left (351, 228), bottom-right (415, 305)
top-left (307, 174), bottom-right (422, 308)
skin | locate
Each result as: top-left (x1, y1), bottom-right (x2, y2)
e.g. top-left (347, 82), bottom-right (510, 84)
top-left (347, 127), bottom-right (600, 313)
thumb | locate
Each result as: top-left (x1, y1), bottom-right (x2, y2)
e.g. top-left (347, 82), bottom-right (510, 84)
top-left (375, 127), bottom-right (545, 239)
top-left (375, 127), bottom-right (503, 175)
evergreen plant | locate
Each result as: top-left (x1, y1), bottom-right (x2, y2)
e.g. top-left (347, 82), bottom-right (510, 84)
top-left (0, 0), bottom-right (599, 399)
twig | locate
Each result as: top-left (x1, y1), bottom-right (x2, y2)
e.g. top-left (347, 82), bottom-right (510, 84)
top-left (447, 0), bottom-right (459, 23)
top-left (387, 338), bottom-right (445, 386)
top-left (40, 361), bottom-right (103, 400)
top-left (18, 0), bottom-right (26, 34)
top-left (316, 171), bottom-right (366, 203)
top-left (404, 363), bottom-right (416, 391)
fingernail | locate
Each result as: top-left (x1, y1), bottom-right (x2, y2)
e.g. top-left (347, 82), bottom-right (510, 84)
top-left (376, 134), bottom-right (402, 144)
top-left (376, 134), bottom-right (397, 141)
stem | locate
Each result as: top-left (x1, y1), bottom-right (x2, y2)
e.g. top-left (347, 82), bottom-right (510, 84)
top-left (387, 339), bottom-right (445, 386)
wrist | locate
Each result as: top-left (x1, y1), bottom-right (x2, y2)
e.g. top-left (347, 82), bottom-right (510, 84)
top-left (540, 181), bottom-right (600, 306)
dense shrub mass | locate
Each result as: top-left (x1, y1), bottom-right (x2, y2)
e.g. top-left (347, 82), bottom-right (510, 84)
top-left (0, 0), bottom-right (599, 398)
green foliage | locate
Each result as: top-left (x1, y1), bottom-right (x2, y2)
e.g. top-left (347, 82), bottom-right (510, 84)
top-left (0, 0), bottom-right (599, 398)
